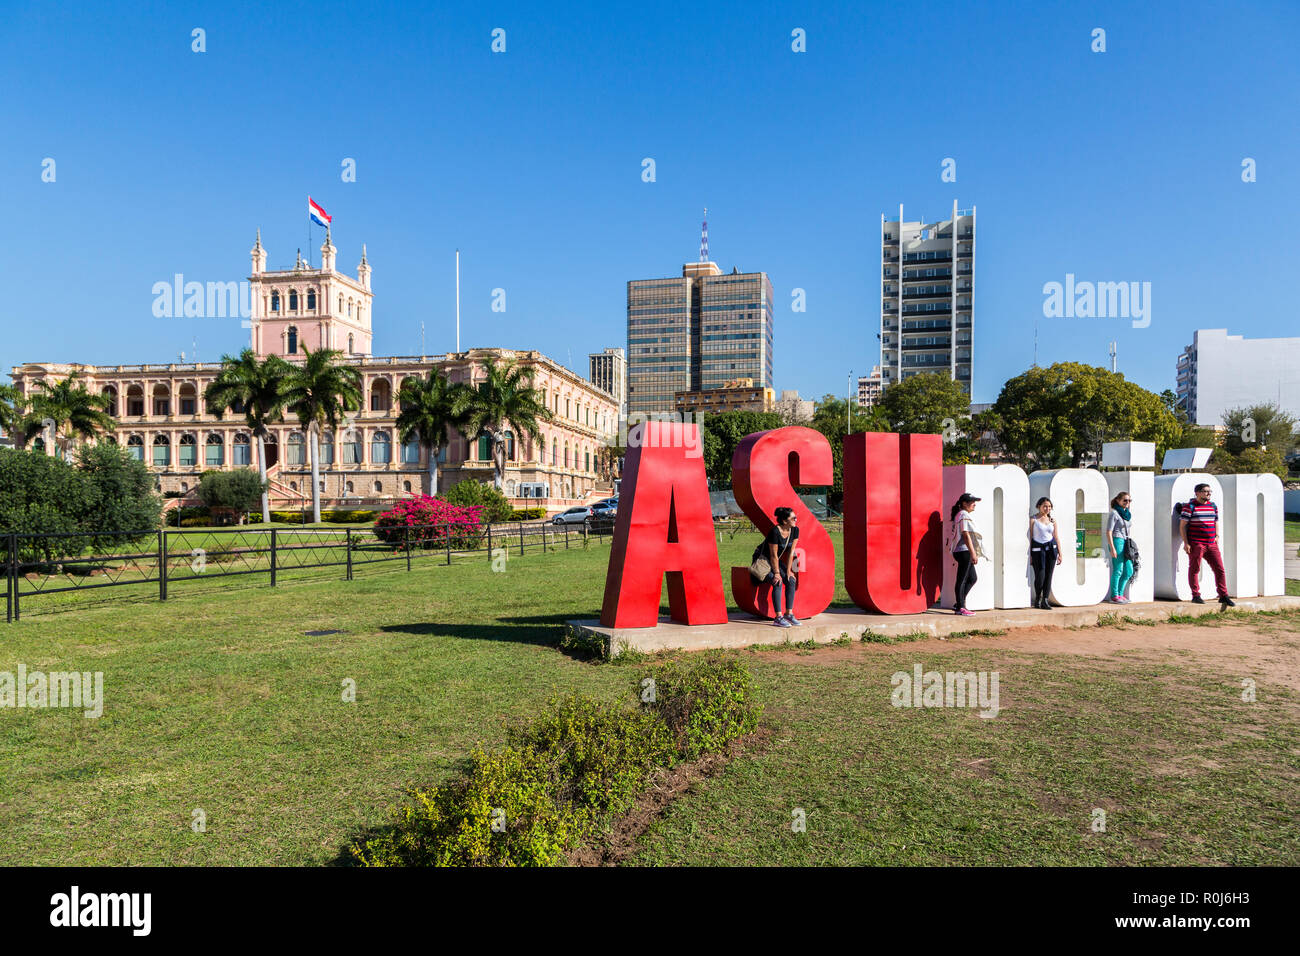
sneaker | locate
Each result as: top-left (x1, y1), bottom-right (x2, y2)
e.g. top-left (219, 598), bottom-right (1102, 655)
top-left (1219, 596), bottom-right (1235, 608)
top-left (957, 608), bottom-right (975, 617)
top-left (1112, 595), bottom-right (1129, 604)
top-left (774, 616), bottom-right (792, 628)
top-left (784, 613), bottom-right (803, 627)
top-left (1190, 595), bottom-right (1205, 605)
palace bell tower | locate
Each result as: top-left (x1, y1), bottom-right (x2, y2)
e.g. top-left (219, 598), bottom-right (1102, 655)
top-left (248, 228), bottom-right (374, 359)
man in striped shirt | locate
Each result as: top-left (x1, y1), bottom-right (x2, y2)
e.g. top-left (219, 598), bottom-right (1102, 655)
top-left (1179, 483), bottom-right (1234, 607)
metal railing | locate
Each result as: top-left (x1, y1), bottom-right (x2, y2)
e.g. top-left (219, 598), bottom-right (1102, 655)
top-left (3, 516), bottom-right (620, 621)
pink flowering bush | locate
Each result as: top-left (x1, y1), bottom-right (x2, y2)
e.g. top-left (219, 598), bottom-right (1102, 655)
top-left (373, 496), bottom-right (484, 549)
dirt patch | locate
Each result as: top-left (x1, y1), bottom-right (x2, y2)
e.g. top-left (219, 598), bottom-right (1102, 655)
top-left (750, 619), bottom-right (1300, 693)
top-left (566, 725), bottom-right (775, 866)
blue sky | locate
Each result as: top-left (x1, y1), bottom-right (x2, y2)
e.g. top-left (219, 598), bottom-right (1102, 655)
top-left (2, 0), bottom-right (1297, 404)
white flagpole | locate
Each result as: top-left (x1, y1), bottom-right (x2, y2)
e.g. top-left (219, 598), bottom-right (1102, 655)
top-left (455, 249), bottom-right (461, 353)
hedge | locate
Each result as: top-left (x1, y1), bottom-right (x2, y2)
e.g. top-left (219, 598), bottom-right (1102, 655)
top-left (350, 654), bottom-right (761, 867)
top-left (509, 507), bottom-right (547, 520)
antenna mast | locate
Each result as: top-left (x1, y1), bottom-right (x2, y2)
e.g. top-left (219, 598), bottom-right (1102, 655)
top-left (1109, 340), bottom-right (1118, 373)
top-left (699, 207), bottom-right (709, 262)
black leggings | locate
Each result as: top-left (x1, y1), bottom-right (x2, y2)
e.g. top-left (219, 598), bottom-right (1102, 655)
top-left (1031, 543), bottom-right (1057, 606)
top-left (764, 570), bottom-right (797, 616)
top-left (953, 550), bottom-right (977, 610)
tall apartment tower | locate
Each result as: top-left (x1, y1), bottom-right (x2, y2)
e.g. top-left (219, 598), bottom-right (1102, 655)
top-left (627, 218), bottom-right (774, 417)
top-left (880, 201), bottom-right (975, 393)
top-left (588, 347), bottom-right (627, 418)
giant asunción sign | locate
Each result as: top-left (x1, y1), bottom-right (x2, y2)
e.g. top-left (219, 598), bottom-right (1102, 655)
top-left (599, 423), bottom-right (1285, 628)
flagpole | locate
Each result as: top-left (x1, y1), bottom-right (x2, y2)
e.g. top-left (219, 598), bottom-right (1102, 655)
top-left (455, 249), bottom-right (461, 353)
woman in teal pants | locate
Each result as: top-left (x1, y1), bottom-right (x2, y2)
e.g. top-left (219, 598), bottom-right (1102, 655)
top-left (1106, 492), bottom-right (1135, 603)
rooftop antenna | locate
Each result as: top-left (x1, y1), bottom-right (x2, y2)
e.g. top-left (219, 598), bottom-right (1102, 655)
top-left (1109, 340), bottom-right (1118, 373)
top-left (1033, 319), bottom-right (1039, 367)
top-left (699, 207), bottom-right (709, 262)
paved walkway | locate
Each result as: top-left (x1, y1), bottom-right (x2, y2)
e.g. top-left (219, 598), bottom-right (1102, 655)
top-left (574, 594), bottom-right (1300, 657)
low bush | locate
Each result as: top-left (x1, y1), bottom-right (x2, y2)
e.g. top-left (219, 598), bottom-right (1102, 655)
top-left (444, 479), bottom-right (515, 524)
top-left (646, 654), bottom-right (762, 760)
top-left (510, 507), bottom-right (547, 521)
top-left (269, 511), bottom-right (307, 524)
top-left (321, 510), bottom-right (375, 523)
top-left (350, 657), bottom-right (760, 867)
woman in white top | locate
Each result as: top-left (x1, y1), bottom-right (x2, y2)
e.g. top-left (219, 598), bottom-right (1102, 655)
top-left (949, 493), bottom-right (981, 616)
top-left (1028, 497), bottom-right (1063, 609)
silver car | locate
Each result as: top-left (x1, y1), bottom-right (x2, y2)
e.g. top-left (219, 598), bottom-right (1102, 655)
top-left (552, 506), bottom-right (594, 525)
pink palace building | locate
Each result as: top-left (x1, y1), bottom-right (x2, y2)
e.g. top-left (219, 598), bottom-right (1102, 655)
top-left (9, 229), bottom-right (620, 513)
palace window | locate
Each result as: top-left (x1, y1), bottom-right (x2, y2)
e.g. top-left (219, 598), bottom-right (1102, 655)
top-left (127, 435), bottom-right (145, 461)
top-left (289, 290), bottom-right (299, 311)
top-left (307, 289), bottom-right (316, 310)
top-left (271, 291), bottom-right (280, 312)
top-left (287, 326), bottom-right (299, 355)
top-left (504, 431), bottom-right (515, 461)
top-left (343, 433), bottom-right (362, 464)
top-left (152, 385), bottom-right (170, 416)
top-left (320, 432), bottom-right (335, 465)
top-left (370, 379), bottom-right (391, 412)
top-left (179, 384), bottom-right (197, 416)
top-left (101, 386), bottom-right (118, 417)
top-left (152, 434), bottom-right (170, 467)
top-left (233, 433), bottom-right (251, 466)
top-left (371, 430), bottom-right (391, 464)
top-left (478, 435), bottom-right (491, 461)
top-left (205, 433), bottom-right (224, 466)
top-left (179, 434), bottom-right (197, 467)
top-left (401, 435), bottom-right (420, 464)
top-left (287, 432), bottom-right (305, 466)
top-left (126, 386), bottom-right (144, 417)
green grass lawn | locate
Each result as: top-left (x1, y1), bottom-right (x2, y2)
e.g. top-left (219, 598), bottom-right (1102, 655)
top-left (2, 531), bottom-right (1298, 866)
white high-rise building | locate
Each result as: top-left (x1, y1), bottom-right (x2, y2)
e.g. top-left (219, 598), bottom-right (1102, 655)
top-left (1176, 329), bottom-right (1300, 426)
top-left (880, 201), bottom-right (975, 393)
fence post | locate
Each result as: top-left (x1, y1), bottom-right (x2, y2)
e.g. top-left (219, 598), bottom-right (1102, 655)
top-left (5, 533), bottom-right (13, 624)
top-left (11, 533), bottom-right (19, 622)
top-left (565, 524), bottom-right (569, 550)
top-left (519, 521), bottom-right (525, 556)
top-left (158, 530), bottom-right (167, 601)
top-left (445, 521), bottom-right (451, 566)
top-left (346, 528), bottom-right (353, 580)
top-left (487, 523), bottom-right (492, 561)
top-left (270, 529), bottom-right (278, 587)
top-left (406, 525), bottom-right (412, 572)
top-left (542, 522), bottom-right (548, 553)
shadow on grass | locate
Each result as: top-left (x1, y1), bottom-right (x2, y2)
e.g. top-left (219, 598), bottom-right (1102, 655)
top-left (380, 614), bottom-right (583, 648)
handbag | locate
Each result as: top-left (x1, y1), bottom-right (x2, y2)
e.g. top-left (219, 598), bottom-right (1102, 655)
top-left (748, 553), bottom-right (772, 581)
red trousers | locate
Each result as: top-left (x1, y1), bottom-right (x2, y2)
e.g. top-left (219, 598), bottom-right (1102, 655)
top-left (1188, 540), bottom-right (1228, 599)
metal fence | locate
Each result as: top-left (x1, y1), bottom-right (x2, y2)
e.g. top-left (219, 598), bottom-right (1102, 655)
top-left (3, 517), bottom-right (619, 622)
top-left (3, 514), bottom-right (847, 622)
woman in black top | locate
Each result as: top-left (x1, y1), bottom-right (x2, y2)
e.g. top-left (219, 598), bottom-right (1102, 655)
top-left (752, 506), bottom-right (801, 627)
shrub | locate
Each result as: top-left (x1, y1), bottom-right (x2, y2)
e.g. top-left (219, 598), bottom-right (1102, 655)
top-left (644, 654), bottom-right (762, 760)
top-left (510, 507), bottom-right (547, 520)
top-left (196, 468), bottom-right (266, 513)
top-left (444, 479), bottom-right (514, 524)
top-left (351, 658), bottom-right (760, 867)
top-left (321, 509), bottom-right (375, 523)
top-left (269, 511), bottom-right (307, 524)
top-left (373, 496), bottom-right (482, 549)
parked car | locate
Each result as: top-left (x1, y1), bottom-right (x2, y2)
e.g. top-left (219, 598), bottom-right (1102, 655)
top-left (590, 498), bottom-right (617, 517)
top-left (552, 506), bottom-right (594, 525)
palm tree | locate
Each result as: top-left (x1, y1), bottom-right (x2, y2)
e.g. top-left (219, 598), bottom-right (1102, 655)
top-left (395, 369), bottom-right (472, 496)
top-left (0, 383), bottom-right (25, 444)
top-left (459, 357), bottom-right (552, 491)
top-left (22, 372), bottom-right (115, 457)
top-left (281, 346), bottom-right (362, 523)
top-left (205, 349), bottom-right (292, 523)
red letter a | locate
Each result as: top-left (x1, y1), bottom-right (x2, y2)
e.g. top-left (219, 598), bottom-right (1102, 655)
top-left (600, 420), bottom-right (727, 627)
top-left (730, 426), bottom-right (835, 618)
top-left (843, 432), bottom-right (943, 614)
